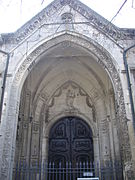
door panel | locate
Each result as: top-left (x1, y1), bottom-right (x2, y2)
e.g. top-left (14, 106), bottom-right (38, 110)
top-left (48, 117), bottom-right (93, 166)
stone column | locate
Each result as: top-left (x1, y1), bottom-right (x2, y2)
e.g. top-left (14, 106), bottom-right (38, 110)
top-left (42, 134), bottom-right (49, 163)
top-left (0, 84), bottom-right (19, 180)
top-left (93, 136), bottom-right (100, 163)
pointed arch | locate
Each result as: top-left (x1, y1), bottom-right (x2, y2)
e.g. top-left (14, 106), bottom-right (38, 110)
top-left (0, 31), bottom-right (131, 180)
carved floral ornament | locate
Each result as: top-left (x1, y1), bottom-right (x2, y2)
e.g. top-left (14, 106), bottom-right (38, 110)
top-left (61, 12), bottom-right (73, 23)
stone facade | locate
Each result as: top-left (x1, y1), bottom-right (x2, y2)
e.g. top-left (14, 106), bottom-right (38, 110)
top-left (0, 0), bottom-right (135, 179)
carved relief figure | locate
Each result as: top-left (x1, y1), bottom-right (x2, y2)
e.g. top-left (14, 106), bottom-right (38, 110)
top-left (66, 89), bottom-right (75, 109)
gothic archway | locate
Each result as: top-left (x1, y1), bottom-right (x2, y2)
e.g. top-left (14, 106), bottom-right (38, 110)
top-left (0, 32), bottom-right (133, 180)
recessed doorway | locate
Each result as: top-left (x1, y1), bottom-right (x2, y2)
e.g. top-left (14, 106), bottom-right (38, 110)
top-left (48, 116), bottom-right (94, 166)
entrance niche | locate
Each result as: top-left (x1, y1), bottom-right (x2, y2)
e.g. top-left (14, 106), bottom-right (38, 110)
top-left (48, 116), bottom-right (94, 167)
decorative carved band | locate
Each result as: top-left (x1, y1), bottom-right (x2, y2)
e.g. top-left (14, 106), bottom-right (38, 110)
top-left (2, 0), bottom-right (134, 44)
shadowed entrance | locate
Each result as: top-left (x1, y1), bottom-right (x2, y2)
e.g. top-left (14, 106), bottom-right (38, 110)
top-left (47, 116), bottom-right (94, 179)
top-left (48, 116), bottom-right (94, 166)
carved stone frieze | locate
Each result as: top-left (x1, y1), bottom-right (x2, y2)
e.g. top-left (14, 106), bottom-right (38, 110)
top-left (3, 0), bottom-right (63, 44)
top-left (2, 0), bottom-right (134, 45)
top-left (61, 0), bottom-right (133, 41)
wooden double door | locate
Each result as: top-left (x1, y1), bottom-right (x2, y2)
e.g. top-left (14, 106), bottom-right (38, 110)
top-left (48, 116), bottom-right (94, 166)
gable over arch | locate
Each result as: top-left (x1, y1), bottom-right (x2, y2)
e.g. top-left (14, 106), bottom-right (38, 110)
top-left (1, 0), bottom-right (134, 45)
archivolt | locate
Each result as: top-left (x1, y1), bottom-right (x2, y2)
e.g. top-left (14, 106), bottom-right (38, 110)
top-left (12, 31), bottom-right (131, 163)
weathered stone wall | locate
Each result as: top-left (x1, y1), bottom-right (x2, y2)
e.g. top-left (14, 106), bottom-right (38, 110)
top-left (0, 0), bottom-right (135, 179)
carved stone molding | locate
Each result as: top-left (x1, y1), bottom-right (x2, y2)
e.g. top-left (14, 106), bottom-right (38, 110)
top-left (2, 0), bottom-right (134, 44)
top-left (61, 0), bottom-right (134, 41)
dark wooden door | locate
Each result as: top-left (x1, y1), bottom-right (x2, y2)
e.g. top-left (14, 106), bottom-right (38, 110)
top-left (48, 117), bottom-right (94, 166)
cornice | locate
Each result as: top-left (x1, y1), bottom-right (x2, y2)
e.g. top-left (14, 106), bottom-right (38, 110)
top-left (1, 0), bottom-right (135, 44)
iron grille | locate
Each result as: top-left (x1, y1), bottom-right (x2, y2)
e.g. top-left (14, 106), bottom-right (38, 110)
top-left (13, 161), bottom-right (123, 180)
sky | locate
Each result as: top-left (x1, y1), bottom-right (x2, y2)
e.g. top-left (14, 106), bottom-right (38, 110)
top-left (0, 0), bottom-right (135, 33)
